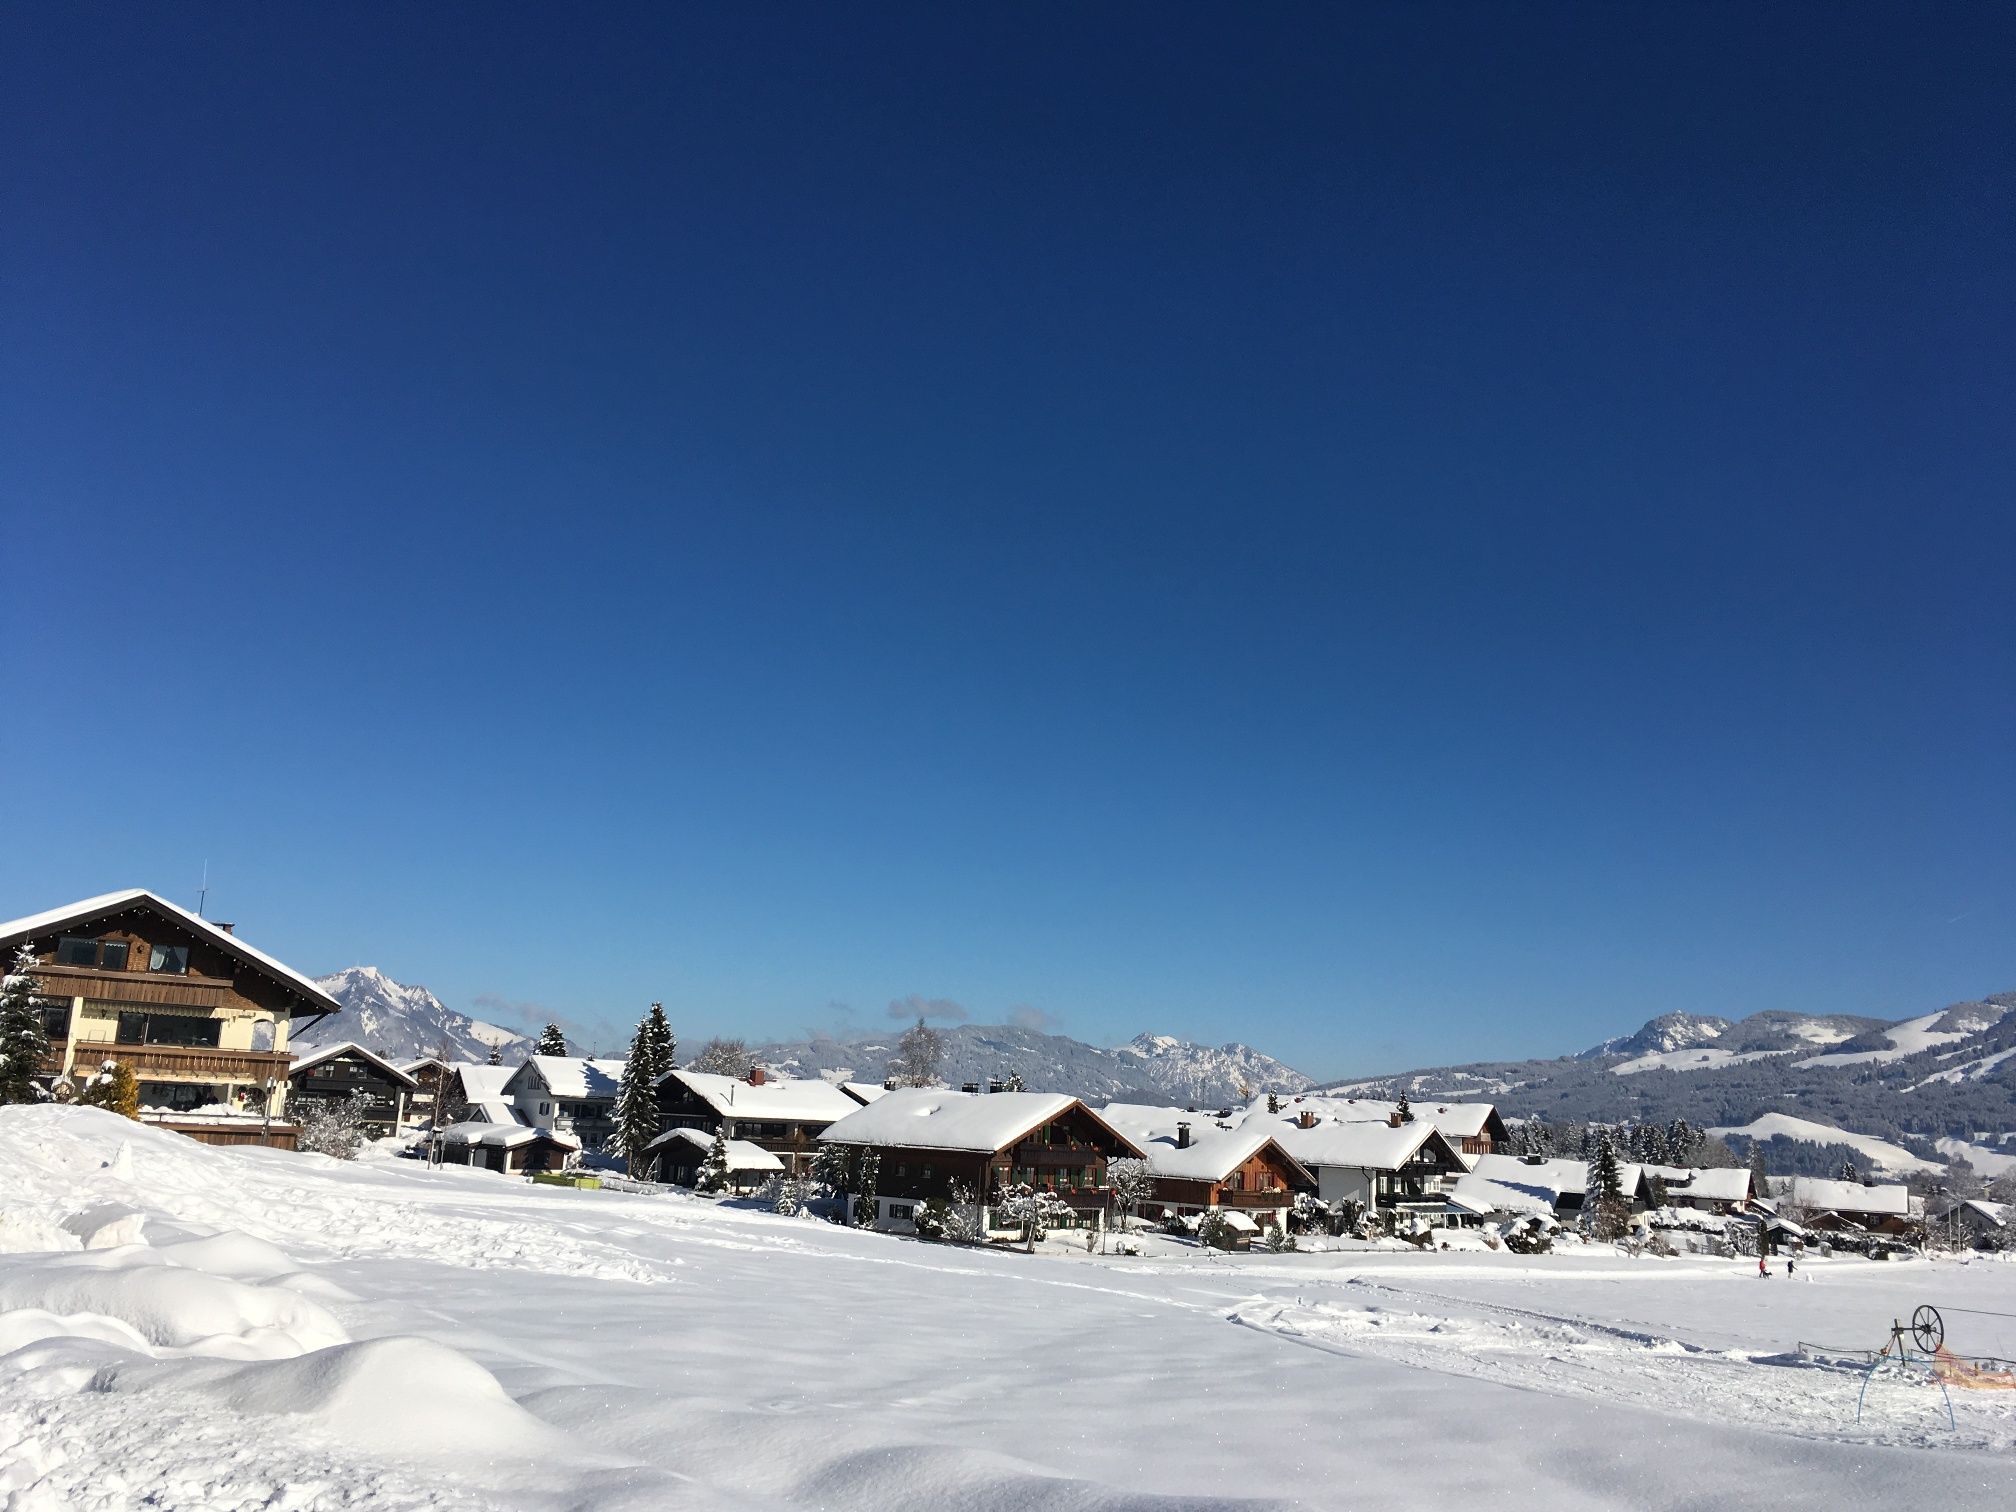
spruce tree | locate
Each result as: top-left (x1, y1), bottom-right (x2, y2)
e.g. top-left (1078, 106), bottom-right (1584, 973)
top-left (1838, 1159), bottom-right (1860, 1184)
top-left (1395, 1091), bottom-right (1413, 1123)
top-left (1266, 1091), bottom-right (1281, 1115)
top-left (696, 1131), bottom-right (731, 1194)
top-left (1003, 1070), bottom-right (1025, 1092)
top-left (486, 1043), bottom-right (502, 1066)
top-left (644, 1001), bottom-right (675, 1077)
top-left (853, 1147), bottom-right (881, 1225)
top-left (0, 945), bottom-right (52, 1106)
top-left (614, 1013), bottom-right (664, 1176)
top-left (536, 1023), bottom-right (568, 1056)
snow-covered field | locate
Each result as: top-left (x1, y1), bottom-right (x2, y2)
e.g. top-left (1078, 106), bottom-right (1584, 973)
top-left (5, 1108), bottom-right (2016, 1510)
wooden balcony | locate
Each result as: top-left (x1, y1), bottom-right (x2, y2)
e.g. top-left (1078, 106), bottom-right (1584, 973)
top-left (59, 1043), bottom-right (291, 1084)
top-left (1218, 1188), bottom-right (1292, 1209)
top-left (31, 962), bottom-right (234, 1008)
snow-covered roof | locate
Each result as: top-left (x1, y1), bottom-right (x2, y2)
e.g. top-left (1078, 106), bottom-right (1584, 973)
top-left (437, 1120), bottom-right (580, 1151)
top-left (1467, 1154), bottom-right (1644, 1201)
top-left (519, 1056), bottom-right (627, 1101)
top-left (841, 1081), bottom-right (892, 1105)
top-left (1449, 1172), bottom-right (1558, 1217)
top-left (1662, 1167), bottom-right (1753, 1203)
top-left (1282, 1094), bottom-right (1503, 1142)
top-left (644, 1127), bottom-right (785, 1173)
top-left (289, 1041), bottom-right (420, 1087)
top-left (1098, 1103), bottom-right (1313, 1186)
top-left (820, 1088), bottom-right (1143, 1156)
top-left (1218, 1209), bottom-right (1260, 1233)
top-left (1790, 1178), bottom-right (1910, 1217)
top-left (1268, 1113), bottom-right (1460, 1173)
top-left (468, 1097), bottom-right (522, 1125)
top-left (0, 888), bottom-right (341, 1014)
top-left (663, 1069), bottom-right (863, 1123)
top-left (448, 1063), bottom-right (516, 1101)
top-left (1933, 1198), bottom-right (2011, 1227)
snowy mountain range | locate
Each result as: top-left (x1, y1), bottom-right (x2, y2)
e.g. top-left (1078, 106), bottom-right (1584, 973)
top-left (754, 1025), bottom-right (1314, 1107)
top-left (296, 967), bottom-right (532, 1064)
top-left (1333, 990), bottom-right (2016, 1177)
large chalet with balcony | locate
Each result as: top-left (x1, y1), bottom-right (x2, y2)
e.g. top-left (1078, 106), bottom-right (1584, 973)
top-left (818, 1088), bottom-right (1146, 1232)
top-left (1098, 1103), bottom-right (1313, 1232)
top-left (1, 888), bottom-right (340, 1148)
top-left (653, 1065), bottom-right (867, 1178)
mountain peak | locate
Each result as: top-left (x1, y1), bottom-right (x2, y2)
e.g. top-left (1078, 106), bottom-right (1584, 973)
top-left (300, 966), bottom-right (532, 1065)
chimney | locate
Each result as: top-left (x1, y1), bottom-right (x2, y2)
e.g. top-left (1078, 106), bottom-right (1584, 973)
top-left (747, 1066), bottom-right (766, 1086)
top-left (1297, 1110), bottom-right (1318, 1130)
top-left (987, 1078), bottom-right (1005, 1094)
top-left (215, 922), bottom-right (235, 935)
top-left (1388, 1112), bottom-right (1404, 1128)
top-left (961, 1081), bottom-right (980, 1094)
top-left (1176, 1122), bottom-right (1192, 1148)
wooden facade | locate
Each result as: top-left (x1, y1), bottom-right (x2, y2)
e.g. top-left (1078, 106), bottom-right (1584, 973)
top-left (288, 1044), bottom-right (417, 1137)
top-left (4, 890), bottom-right (340, 1148)
top-left (1148, 1143), bottom-right (1308, 1227)
top-left (652, 1068), bottom-right (865, 1177)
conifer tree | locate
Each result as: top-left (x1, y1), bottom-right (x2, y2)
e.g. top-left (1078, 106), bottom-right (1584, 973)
top-left (0, 945), bottom-right (52, 1106)
top-left (1395, 1091), bottom-right (1413, 1123)
top-left (486, 1043), bottom-right (502, 1066)
top-left (1587, 1131), bottom-right (1630, 1240)
top-left (614, 1013), bottom-right (664, 1177)
top-left (696, 1131), bottom-right (731, 1194)
top-left (1002, 1070), bottom-right (1025, 1092)
top-left (853, 1147), bottom-right (881, 1225)
top-left (1838, 1158), bottom-right (1860, 1184)
top-left (536, 1023), bottom-right (568, 1056)
top-left (1266, 1091), bottom-right (1282, 1115)
top-left (644, 1001), bottom-right (675, 1076)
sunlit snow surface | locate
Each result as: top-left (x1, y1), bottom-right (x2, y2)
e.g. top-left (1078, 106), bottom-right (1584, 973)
top-left (4, 1107), bottom-right (2016, 1510)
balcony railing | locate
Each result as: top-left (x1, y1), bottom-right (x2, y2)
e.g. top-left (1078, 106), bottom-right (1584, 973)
top-left (56, 1043), bottom-right (291, 1083)
top-left (1217, 1188), bottom-right (1292, 1209)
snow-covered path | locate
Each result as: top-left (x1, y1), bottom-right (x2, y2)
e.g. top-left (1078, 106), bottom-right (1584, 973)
top-left (5, 1108), bottom-right (2016, 1510)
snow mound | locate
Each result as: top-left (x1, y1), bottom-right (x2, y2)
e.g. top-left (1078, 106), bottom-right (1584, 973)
top-left (0, 1256), bottom-right (347, 1358)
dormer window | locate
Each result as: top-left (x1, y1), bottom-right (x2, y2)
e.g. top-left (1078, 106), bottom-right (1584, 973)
top-left (148, 944), bottom-right (189, 974)
top-left (56, 936), bottom-right (129, 970)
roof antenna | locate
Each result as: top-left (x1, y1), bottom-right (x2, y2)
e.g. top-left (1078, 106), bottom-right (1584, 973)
top-left (196, 860), bottom-right (209, 918)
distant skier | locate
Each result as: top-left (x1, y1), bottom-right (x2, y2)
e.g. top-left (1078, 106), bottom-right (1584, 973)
top-left (1758, 1255), bottom-right (1769, 1278)
top-left (1786, 1254), bottom-right (1797, 1278)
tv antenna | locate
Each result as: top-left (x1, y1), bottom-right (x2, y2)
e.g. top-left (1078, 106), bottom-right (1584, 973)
top-left (196, 861), bottom-right (210, 918)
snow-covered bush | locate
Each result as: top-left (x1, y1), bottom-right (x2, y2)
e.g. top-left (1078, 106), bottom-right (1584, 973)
top-left (1195, 1209), bottom-right (1235, 1250)
top-left (76, 1060), bottom-right (138, 1119)
top-left (1290, 1191), bottom-right (1329, 1234)
top-left (1106, 1157), bottom-right (1153, 1229)
top-left (996, 1183), bottom-right (1071, 1243)
top-left (768, 1177), bottom-right (808, 1216)
top-left (298, 1093), bottom-right (369, 1159)
top-left (1260, 1224), bottom-right (1297, 1254)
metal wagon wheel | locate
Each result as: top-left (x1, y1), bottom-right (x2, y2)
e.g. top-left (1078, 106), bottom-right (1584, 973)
top-left (1912, 1304), bottom-right (1945, 1355)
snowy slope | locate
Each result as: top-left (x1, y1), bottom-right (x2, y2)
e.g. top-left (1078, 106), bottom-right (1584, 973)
top-left (295, 966), bottom-right (531, 1064)
top-left (3, 1105), bottom-right (2014, 1511)
top-left (1707, 1113), bottom-right (1944, 1176)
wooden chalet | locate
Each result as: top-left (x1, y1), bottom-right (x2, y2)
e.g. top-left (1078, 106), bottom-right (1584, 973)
top-left (1278, 1094), bottom-right (1510, 1161)
top-left (1787, 1177), bottom-right (1916, 1237)
top-left (818, 1089), bottom-right (1146, 1233)
top-left (0, 888), bottom-right (340, 1148)
top-left (288, 1042), bottom-right (419, 1137)
top-left (646, 1126), bottom-right (786, 1191)
top-left (653, 1065), bottom-right (867, 1177)
top-left (435, 1119), bottom-right (580, 1175)
top-left (1098, 1103), bottom-right (1313, 1230)
top-left (1269, 1106), bottom-right (1469, 1215)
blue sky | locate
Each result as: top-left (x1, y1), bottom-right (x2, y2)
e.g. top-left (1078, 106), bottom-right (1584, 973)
top-left (4, 6), bottom-right (2011, 1073)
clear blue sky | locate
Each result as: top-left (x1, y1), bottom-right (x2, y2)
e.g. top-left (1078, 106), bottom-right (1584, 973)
top-left (4, 6), bottom-right (2010, 1073)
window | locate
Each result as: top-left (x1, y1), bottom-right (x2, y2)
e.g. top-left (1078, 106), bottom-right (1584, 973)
top-left (138, 1081), bottom-right (226, 1113)
top-left (116, 1010), bottom-right (222, 1048)
top-left (888, 1203), bottom-right (914, 1222)
top-left (57, 936), bottom-right (129, 969)
top-left (148, 944), bottom-right (189, 975)
top-left (40, 1003), bottom-right (70, 1041)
